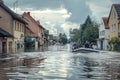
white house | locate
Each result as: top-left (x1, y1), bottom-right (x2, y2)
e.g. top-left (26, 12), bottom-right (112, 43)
top-left (97, 17), bottom-right (110, 50)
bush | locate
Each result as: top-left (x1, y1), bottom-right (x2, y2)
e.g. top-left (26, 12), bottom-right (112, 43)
top-left (24, 36), bottom-right (35, 48)
top-left (109, 37), bottom-right (120, 51)
top-left (109, 37), bottom-right (119, 45)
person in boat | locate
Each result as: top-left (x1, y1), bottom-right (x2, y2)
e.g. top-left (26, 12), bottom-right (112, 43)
top-left (92, 43), bottom-right (97, 49)
top-left (84, 41), bottom-right (90, 48)
top-left (72, 43), bottom-right (77, 50)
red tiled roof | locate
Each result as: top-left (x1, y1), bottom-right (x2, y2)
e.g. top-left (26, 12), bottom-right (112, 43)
top-left (102, 17), bottom-right (109, 29)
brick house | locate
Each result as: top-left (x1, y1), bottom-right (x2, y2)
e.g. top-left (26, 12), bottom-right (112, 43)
top-left (36, 21), bottom-right (45, 46)
top-left (0, 1), bottom-right (26, 53)
top-left (22, 12), bottom-right (45, 48)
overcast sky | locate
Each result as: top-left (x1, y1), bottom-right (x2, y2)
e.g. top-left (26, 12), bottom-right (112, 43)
top-left (3, 0), bottom-right (120, 36)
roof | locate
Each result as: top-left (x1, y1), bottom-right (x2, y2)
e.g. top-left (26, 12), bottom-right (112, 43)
top-left (102, 17), bottom-right (109, 29)
top-left (0, 2), bottom-right (27, 24)
top-left (114, 4), bottom-right (120, 19)
top-left (108, 4), bottom-right (120, 23)
top-left (0, 28), bottom-right (14, 37)
top-left (39, 24), bottom-right (45, 30)
top-left (26, 26), bottom-right (35, 34)
top-left (23, 12), bottom-right (45, 30)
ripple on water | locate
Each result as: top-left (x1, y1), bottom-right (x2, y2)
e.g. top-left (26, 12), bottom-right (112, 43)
top-left (0, 45), bottom-right (120, 80)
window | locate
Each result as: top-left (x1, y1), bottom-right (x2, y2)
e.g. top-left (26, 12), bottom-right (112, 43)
top-left (102, 31), bottom-right (105, 35)
top-left (15, 21), bottom-right (17, 30)
top-left (111, 24), bottom-right (116, 32)
top-left (114, 12), bottom-right (116, 18)
top-left (100, 31), bottom-right (102, 36)
top-left (22, 25), bottom-right (24, 32)
top-left (19, 23), bottom-right (20, 31)
top-left (114, 24), bottom-right (116, 31)
top-left (14, 22), bottom-right (16, 30)
top-left (8, 42), bottom-right (12, 52)
top-left (111, 25), bottom-right (113, 31)
top-left (20, 24), bottom-right (21, 31)
top-left (23, 26), bottom-right (24, 32)
top-left (112, 11), bottom-right (116, 18)
top-left (17, 23), bottom-right (19, 31)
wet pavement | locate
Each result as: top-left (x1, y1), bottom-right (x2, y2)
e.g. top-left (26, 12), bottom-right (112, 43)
top-left (0, 44), bottom-right (120, 80)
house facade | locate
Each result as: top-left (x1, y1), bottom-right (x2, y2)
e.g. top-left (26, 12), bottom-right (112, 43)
top-left (108, 4), bottom-right (120, 40)
top-left (0, 1), bottom-right (26, 53)
top-left (98, 17), bottom-right (110, 50)
top-left (13, 19), bottom-right (26, 52)
top-left (22, 12), bottom-right (45, 49)
top-left (37, 22), bottom-right (45, 46)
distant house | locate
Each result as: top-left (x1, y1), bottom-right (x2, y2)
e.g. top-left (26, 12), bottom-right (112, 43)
top-left (0, 1), bottom-right (26, 53)
top-left (108, 4), bottom-right (120, 40)
top-left (97, 17), bottom-right (110, 50)
top-left (22, 12), bottom-right (45, 48)
top-left (36, 21), bottom-right (45, 46)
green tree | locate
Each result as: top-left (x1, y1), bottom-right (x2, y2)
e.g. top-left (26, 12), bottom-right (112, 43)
top-left (44, 30), bottom-right (49, 38)
top-left (59, 33), bottom-right (68, 44)
top-left (83, 24), bottom-right (99, 42)
top-left (81, 15), bottom-right (92, 30)
top-left (69, 15), bottom-right (99, 45)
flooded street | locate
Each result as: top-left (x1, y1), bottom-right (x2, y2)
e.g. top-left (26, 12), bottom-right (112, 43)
top-left (0, 45), bottom-right (120, 80)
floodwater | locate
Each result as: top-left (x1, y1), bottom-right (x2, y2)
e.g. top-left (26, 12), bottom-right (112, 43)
top-left (0, 44), bottom-right (120, 80)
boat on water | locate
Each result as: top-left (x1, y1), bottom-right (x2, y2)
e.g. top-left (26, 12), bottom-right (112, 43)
top-left (72, 47), bottom-right (100, 53)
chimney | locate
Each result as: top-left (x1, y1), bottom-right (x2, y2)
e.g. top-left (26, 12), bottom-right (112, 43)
top-left (37, 20), bottom-right (40, 24)
top-left (0, 0), bottom-right (4, 3)
top-left (27, 12), bottom-right (30, 16)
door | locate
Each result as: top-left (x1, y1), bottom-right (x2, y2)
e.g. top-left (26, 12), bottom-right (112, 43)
top-left (101, 40), bottom-right (103, 50)
top-left (8, 42), bottom-right (12, 53)
top-left (2, 42), bottom-right (6, 53)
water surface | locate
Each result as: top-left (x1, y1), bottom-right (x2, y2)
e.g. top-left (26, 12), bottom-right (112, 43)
top-left (0, 45), bottom-right (120, 80)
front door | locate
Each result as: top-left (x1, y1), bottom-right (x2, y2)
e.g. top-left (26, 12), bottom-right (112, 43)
top-left (101, 40), bottom-right (103, 50)
top-left (2, 42), bottom-right (6, 54)
top-left (8, 42), bottom-right (12, 53)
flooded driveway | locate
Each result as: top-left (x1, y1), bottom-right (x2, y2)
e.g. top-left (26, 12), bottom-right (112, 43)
top-left (0, 44), bottom-right (120, 80)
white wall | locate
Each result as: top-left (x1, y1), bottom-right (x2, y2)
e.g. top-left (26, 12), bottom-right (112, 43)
top-left (98, 19), bottom-right (110, 50)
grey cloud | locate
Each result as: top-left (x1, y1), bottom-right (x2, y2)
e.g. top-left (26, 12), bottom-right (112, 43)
top-left (4, 0), bottom-right (91, 23)
top-left (63, 0), bottom-right (91, 23)
top-left (4, 0), bottom-right (63, 10)
top-left (4, 0), bottom-right (120, 24)
top-left (111, 0), bottom-right (120, 3)
top-left (55, 24), bottom-right (64, 34)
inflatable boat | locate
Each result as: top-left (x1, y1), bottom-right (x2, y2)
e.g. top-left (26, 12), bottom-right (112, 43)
top-left (72, 47), bottom-right (99, 53)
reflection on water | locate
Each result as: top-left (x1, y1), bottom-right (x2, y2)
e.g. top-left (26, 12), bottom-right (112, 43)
top-left (0, 44), bottom-right (120, 80)
top-left (24, 46), bottom-right (46, 52)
